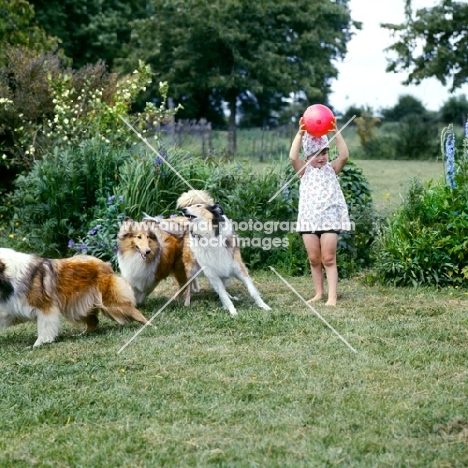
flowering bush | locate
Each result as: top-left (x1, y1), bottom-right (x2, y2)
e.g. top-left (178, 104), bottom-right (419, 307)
top-left (0, 50), bottom-right (177, 171)
top-left (442, 124), bottom-right (456, 188)
top-left (374, 124), bottom-right (468, 287)
top-left (69, 195), bottom-right (127, 269)
top-left (37, 61), bottom-right (175, 155)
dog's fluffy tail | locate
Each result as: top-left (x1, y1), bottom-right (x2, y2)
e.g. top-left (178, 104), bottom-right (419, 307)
top-left (101, 275), bottom-right (151, 327)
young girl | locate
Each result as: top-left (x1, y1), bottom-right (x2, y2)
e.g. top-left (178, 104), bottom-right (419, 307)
top-left (289, 118), bottom-right (350, 306)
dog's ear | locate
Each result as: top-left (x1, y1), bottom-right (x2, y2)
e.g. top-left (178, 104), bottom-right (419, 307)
top-left (209, 204), bottom-right (225, 218)
top-left (118, 218), bottom-right (135, 239)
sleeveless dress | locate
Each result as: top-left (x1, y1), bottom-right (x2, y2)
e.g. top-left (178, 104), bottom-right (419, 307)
top-left (297, 162), bottom-right (351, 233)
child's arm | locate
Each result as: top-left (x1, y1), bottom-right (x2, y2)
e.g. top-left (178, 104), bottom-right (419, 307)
top-left (290, 119), bottom-right (306, 174)
top-left (331, 125), bottom-right (349, 174)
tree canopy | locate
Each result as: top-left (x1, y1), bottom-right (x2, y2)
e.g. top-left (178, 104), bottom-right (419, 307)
top-left (28, 0), bottom-right (147, 69)
top-left (0, 0), bottom-right (56, 63)
top-left (118, 0), bottom-right (359, 153)
top-left (383, 0), bottom-right (468, 91)
top-left (439, 94), bottom-right (468, 126)
top-left (380, 94), bottom-right (428, 122)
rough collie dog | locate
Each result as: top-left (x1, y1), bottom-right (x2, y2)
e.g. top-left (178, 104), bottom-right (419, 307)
top-left (0, 248), bottom-right (150, 347)
top-left (117, 219), bottom-right (188, 305)
top-left (181, 203), bottom-right (271, 316)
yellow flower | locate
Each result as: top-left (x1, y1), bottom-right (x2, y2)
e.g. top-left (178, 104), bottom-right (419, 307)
top-left (8, 234), bottom-right (15, 238)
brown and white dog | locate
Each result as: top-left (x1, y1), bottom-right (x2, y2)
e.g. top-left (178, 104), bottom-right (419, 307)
top-left (116, 219), bottom-right (188, 305)
top-left (180, 202), bottom-right (271, 316)
top-left (0, 248), bottom-right (150, 347)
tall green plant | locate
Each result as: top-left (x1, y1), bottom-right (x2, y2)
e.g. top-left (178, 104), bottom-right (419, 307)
top-left (117, 146), bottom-right (212, 219)
top-left (375, 124), bottom-right (468, 287)
top-left (5, 139), bottom-right (130, 256)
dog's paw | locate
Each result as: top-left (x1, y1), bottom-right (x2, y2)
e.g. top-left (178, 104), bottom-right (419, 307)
top-left (260, 303), bottom-right (272, 311)
top-left (33, 336), bottom-right (55, 347)
top-left (229, 309), bottom-right (238, 317)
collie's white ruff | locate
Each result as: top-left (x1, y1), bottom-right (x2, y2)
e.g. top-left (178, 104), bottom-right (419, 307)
top-left (118, 245), bottom-right (161, 305)
top-left (117, 220), bottom-right (187, 305)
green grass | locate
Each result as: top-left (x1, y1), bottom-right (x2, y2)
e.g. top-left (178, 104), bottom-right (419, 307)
top-left (355, 159), bottom-right (445, 213)
top-left (1, 273), bottom-right (467, 467)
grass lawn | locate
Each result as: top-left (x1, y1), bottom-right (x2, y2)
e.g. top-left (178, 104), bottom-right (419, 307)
top-left (1, 273), bottom-right (467, 467)
top-left (355, 159), bottom-right (445, 213)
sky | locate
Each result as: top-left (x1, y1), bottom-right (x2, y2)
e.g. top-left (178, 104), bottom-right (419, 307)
top-left (329, 0), bottom-right (468, 114)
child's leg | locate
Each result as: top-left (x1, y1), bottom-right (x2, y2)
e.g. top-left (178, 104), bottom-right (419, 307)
top-left (319, 233), bottom-right (339, 306)
top-left (302, 234), bottom-right (324, 301)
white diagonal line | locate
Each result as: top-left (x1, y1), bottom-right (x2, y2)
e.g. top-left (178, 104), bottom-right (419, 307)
top-left (117, 267), bottom-right (205, 354)
top-left (269, 267), bottom-right (357, 353)
top-left (268, 115), bottom-right (356, 203)
top-left (119, 115), bottom-right (211, 203)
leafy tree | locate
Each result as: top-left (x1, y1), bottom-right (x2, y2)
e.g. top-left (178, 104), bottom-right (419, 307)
top-left (381, 94), bottom-right (427, 122)
top-left (119, 0), bottom-right (359, 154)
top-left (28, 0), bottom-right (147, 69)
top-left (0, 0), bottom-right (56, 63)
top-left (383, 0), bottom-right (468, 90)
top-left (439, 94), bottom-right (468, 127)
top-left (340, 105), bottom-right (366, 123)
top-left (379, 95), bottom-right (438, 159)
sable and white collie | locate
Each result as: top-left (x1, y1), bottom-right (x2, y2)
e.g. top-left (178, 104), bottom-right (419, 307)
top-left (117, 219), bottom-right (188, 305)
top-left (0, 248), bottom-right (150, 347)
top-left (181, 203), bottom-right (271, 316)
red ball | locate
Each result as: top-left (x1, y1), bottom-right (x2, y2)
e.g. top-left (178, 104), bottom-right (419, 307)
top-left (302, 104), bottom-right (336, 137)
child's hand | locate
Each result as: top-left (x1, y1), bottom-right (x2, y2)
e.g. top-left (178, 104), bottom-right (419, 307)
top-left (299, 117), bottom-right (306, 133)
top-left (330, 120), bottom-right (338, 133)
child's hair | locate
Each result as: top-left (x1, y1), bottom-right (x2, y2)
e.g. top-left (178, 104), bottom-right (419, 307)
top-left (302, 134), bottom-right (329, 157)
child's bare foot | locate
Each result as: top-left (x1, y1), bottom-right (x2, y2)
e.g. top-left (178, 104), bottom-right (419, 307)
top-left (325, 297), bottom-right (337, 306)
top-left (307, 294), bottom-right (323, 304)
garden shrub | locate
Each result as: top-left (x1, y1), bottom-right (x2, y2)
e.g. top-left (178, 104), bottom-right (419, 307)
top-left (337, 162), bottom-right (376, 276)
top-left (374, 124), bottom-right (468, 287)
top-left (0, 58), bottom-right (179, 256)
top-left (5, 139), bottom-right (130, 257)
top-left (394, 114), bottom-right (439, 160)
top-left (69, 194), bottom-right (128, 270)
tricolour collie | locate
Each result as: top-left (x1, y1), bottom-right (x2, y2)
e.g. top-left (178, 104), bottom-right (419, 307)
top-left (181, 203), bottom-right (271, 316)
top-left (117, 219), bottom-right (188, 305)
top-left (0, 248), bottom-right (150, 347)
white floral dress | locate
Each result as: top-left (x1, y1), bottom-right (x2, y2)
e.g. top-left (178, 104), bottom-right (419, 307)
top-left (297, 162), bottom-right (351, 233)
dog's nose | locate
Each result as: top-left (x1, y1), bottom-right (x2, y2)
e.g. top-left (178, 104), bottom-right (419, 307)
top-left (145, 248), bottom-right (151, 254)
top-left (181, 208), bottom-right (188, 214)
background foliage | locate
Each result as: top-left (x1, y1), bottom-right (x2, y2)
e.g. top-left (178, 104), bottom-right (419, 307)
top-left (383, 0), bottom-right (468, 90)
top-left (374, 126), bottom-right (468, 287)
